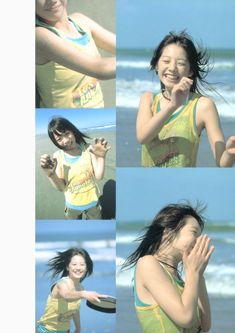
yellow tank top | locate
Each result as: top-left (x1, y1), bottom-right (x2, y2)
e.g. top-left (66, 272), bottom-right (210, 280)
top-left (135, 264), bottom-right (201, 333)
top-left (55, 147), bottom-right (99, 210)
top-left (141, 93), bottom-right (200, 167)
top-left (36, 17), bottom-right (104, 108)
top-left (38, 278), bottom-right (81, 331)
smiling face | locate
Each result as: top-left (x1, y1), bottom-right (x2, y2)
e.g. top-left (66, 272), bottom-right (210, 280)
top-left (157, 43), bottom-right (192, 91)
top-left (36, 0), bottom-right (67, 23)
top-left (67, 254), bottom-right (87, 281)
top-left (172, 216), bottom-right (201, 256)
top-left (53, 130), bottom-right (77, 151)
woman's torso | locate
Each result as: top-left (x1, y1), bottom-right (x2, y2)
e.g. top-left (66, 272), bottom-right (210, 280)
top-left (55, 147), bottom-right (99, 210)
top-left (38, 277), bottom-right (82, 331)
top-left (134, 261), bottom-right (201, 333)
top-left (141, 92), bottom-right (201, 167)
top-left (36, 16), bottom-right (104, 108)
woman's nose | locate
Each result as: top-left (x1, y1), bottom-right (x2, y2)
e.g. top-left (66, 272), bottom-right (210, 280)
top-left (168, 61), bottom-right (177, 71)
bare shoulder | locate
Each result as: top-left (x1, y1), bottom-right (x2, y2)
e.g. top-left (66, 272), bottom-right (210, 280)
top-left (140, 91), bottom-right (153, 102)
top-left (197, 96), bottom-right (219, 125)
top-left (137, 255), bottom-right (160, 270)
top-left (70, 12), bottom-right (92, 29)
top-left (197, 96), bottom-right (216, 110)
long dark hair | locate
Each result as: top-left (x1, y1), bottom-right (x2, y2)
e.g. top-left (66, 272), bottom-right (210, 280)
top-left (46, 248), bottom-right (93, 282)
top-left (122, 203), bottom-right (206, 270)
top-left (48, 117), bottom-right (90, 149)
top-left (150, 31), bottom-right (212, 94)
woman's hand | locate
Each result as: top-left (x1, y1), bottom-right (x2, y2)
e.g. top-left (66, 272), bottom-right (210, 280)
top-left (226, 136), bottom-right (235, 156)
top-left (80, 290), bottom-right (108, 303)
top-left (170, 77), bottom-right (193, 108)
top-left (183, 235), bottom-right (215, 276)
top-left (89, 138), bottom-right (110, 158)
top-left (40, 154), bottom-right (57, 177)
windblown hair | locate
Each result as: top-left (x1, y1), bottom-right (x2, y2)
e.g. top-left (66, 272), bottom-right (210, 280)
top-left (150, 31), bottom-right (212, 94)
top-left (46, 247), bottom-right (93, 282)
top-left (122, 202), bottom-right (206, 270)
top-left (48, 117), bottom-right (90, 149)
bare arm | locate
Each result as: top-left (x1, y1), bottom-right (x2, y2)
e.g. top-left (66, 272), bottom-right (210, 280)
top-left (197, 97), bottom-right (235, 167)
top-left (36, 27), bottom-right (115, 80)
top-left (136, 91), bottom-right (176, 144)
top-left (71, 13), bottom-right (116, 54)
top-left (55, 282), bottom-right (107, 302)
top-left (40, 154), bottom-right (66, 191)
top-left (198, 276), bottom-right (211, 332)
top-left (73, 311), bottom-right (81, 333)
top-left (136, 78), bottom-right (193, 144)
top-left (89, 138), bottom-right (110, 180)
top-left (138, 235), bottom-right (214, 328)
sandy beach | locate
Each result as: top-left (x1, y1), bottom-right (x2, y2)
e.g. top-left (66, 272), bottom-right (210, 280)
top-left (117, 287), bottom-right (235, 333)
top-left (36, 129), bottom-right (116, 220)
top-left (67, 0), bottom-right (115, 108)
top-left (117, 107), bottom-right (235, 167)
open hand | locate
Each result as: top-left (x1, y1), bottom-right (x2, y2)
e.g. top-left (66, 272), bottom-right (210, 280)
top-left (40, 154), bottom-right (57, 176)
top-left (183, 235), bottom-right (215, 276)
top-left (81, 290), bottom-right (108, 303)
top-left (226, 136), bottom-right (235, 156)
top-left (89, 137), bottom-right (111, 158)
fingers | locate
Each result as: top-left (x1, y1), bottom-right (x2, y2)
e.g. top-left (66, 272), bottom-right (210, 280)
top-left (92, 137), bottom-right (110, 150)
top-left (40, 154), bottom-right (56, 169)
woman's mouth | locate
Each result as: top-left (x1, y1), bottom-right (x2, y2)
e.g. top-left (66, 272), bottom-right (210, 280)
top-left (46, 3), bottom-right (62, 12)
top-left (164, 74), bottom-right (179, 82)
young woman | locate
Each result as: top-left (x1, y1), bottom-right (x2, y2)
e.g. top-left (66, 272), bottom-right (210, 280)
top-left (40, 117), bottom-right (110, 219)
top-left (136, 31), bottom-right (235, 167)
top-left (36, 247), bottom-right (107, 333)
top-left (36, 0), bottom-right (116, 108)
top-left (122, 203), bottom-right (214, 333)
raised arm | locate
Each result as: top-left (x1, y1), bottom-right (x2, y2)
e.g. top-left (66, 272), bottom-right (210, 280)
top-left (136, 77), bottom-right (193, 144)
top-left (198, 276), bottom-right (211, 332)
top-left (136, 91), bottom-right (176, 144)
top-left (89, 138), bottom-right (110, 180)
top-left (36, 27), bottom-right (115, 80)
top-left (137, 235), bottom-right (214, 328)
top-left (71, 13), bottom-right (116, 54)
top-left (40, 154), bottom-right (66, 191)
top-left (197, 97), bottom-right (235, 167)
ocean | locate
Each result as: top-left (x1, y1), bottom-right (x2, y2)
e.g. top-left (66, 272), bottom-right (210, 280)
top-left (36, 221), bottom-right (116, 333)
top-left (116, 219), bottom-right (235, 333)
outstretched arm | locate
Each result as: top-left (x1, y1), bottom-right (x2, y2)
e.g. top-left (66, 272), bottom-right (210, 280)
top-left (197, 97), bottom-right (235, 167)
top-left (36, 27), bottom-right (115, 80)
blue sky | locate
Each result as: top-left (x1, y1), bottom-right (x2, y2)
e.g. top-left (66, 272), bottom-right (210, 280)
top-left (117, 0), bottom-right (235, 49)
top-left (117, 168), bottom-right (235, 222)
top-left (36, 108), bottom-right (116, 135)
